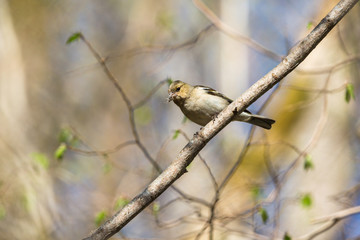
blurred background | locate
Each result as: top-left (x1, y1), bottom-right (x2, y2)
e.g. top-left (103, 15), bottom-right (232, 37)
top-left (0, 0), bottom-right (359, 239)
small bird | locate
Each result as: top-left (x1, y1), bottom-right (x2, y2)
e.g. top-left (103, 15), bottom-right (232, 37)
top-left (168, 80), bottom-right (275, 129)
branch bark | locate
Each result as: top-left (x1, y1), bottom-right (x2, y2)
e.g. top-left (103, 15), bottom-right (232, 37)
top-left (83, 0), bottom-right (359, 239)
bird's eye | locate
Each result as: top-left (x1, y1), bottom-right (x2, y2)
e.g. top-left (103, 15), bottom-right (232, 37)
top-left (176, 87), bottom-right (181, 92)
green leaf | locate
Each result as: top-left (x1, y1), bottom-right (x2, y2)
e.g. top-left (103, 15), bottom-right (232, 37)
top-left (251, 185), bottom-right (263, 201)
top-left (259, 208), bottom-right (268, 224)
top-left (114, 197), bottom-right (129, 211)
top-left (301, 193), bottom-right (312, 208)
top-left (166, 77), bottom-right (173, 85)
top-left (283, 232), bottom-right (292, 240)
top-left (345, 83), bottom-right (355, 103)
top-left (58, 128), bottom-right (72, 143)
top-left (58, 128), bottom-right (78, 146)
top-left (304, 154), bottom-right (314, 171)
top-left (21, 194), bottom-right (31, 211)
top-left (186, 162), bottom-right (193, 172)
top-left (156, 11), bottom-right (174, 30)
top-left (134, 106), bottom-right (152, 125)
top-left (54, 143), bottom-right (67, 160)
top-left (172, 130), bottom-right (180, 139)
top-left (66, 32), bottom-right (82, 44)
top-left (182, 116), bottom-right (188, 124)
top-left (102, 162), bottom-right (112, 174)
top-left (95, 211), bottom-right (107, 226)
top-left (152, 202), bottom-right (160, 216)
top-left (0, 203), bottom-right (6, 219)
top-left (31, 153), bottom-right (49, 169)
top-left (306, 22), bottom-right (313, 30)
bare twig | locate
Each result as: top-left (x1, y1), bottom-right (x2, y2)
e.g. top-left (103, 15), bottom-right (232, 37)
top-left (68, 140), bottom-right (137, 156)
top-left (133, 79), bottom-right (169, 109)
top-left (109, 24), bottom-right (215, 59)
top-left (83, 1), bottom-right (359, 239)
top-left (312, 205), bottom-right (360, 224)
top-left (192, 0), bottom-right (283, 61)
top-left (178, 130), bottom-right (219, 192)
top-left (297, 204), bottom-right (359, 240)
top-left (298, 219), bottom-right (339, 240)
top-left (296, 54), bottom-right (360, 74)
top-left (280, 82), bottom-right (348, 93)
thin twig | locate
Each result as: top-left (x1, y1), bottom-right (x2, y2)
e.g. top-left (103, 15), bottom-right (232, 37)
top-left (108, 24), bottom-right (215, 59)
top-left (298, 220), bottom-right (338, 240)
top-left (192, 0), bottom-right (283, 61)
top-left (296, 55), bottom-right (360, 74)
top-left (68, 140), bottom-right (137, 156)
top-left (312, 205), bottom-right (360, 224)
top-left (133, 79), bottom-right (169, 109)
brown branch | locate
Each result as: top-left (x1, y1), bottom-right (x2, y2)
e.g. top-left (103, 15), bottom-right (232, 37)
top-left (83, 0), bottom-right (359, 239)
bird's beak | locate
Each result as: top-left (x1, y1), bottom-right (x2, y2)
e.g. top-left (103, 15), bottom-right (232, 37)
top-left (167, 92), bottom-right (175, 102)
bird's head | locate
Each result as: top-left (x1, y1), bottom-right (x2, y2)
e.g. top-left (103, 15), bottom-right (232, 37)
top-left (167, 80), bottom-right (192, 104)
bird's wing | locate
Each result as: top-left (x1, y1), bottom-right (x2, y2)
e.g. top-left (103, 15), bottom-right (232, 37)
top-left (195, 85), bottom-right (233, 104)
top-left (195, 85), bottom-right (252, 114)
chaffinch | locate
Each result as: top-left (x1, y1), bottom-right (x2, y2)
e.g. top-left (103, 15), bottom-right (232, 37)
top-left (168, 80), bottom-right (275, 129)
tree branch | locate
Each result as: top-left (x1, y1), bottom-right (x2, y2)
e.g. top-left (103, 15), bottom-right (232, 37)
top-left (83, 0), bottom-right (359, 239)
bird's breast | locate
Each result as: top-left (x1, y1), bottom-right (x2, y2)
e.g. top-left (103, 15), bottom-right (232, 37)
top-left (181, 94), bottom-right (229, 126)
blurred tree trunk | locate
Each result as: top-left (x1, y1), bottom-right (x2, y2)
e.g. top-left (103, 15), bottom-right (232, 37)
top-left (0, 1), bottom-right (55, 239)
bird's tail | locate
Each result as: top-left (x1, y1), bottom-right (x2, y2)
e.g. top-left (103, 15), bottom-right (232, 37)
top-left (247, 114), bottom-right (275, 130)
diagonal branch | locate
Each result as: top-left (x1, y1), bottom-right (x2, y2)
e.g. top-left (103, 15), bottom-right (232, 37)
top-left (83, 0), bottom-right (359, 239)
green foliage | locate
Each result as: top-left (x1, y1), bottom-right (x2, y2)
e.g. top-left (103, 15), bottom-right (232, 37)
top-left (301, 193), bottom-right (313, 208)
top-left (102, 162), bottom-right (112, 174)
top-left (156, 11), bottom-right (174, 30)
top-left (251, 185), bottom-right (263, 201)
top-left (186, 162), bottom-right (193, 172)
top-left (306, 22), bottom-right (313, 30)
top-left (58, 127), bottom-right (78, 146)
top-left (182, 116), bottom-right (188, 124)
top-left (283, 232), bottom-right (292, 240)
top-left (31, 153), bottom-right (49, 169)
top-left (134, 106), bottom-right (152, 125)
top-left (0, 203), bottom-right (6, 219)
top-left (54, 143), bottom-right (67, 160)
top-left (304, 154), bottom-right (314, 171)
top-left (114, 197), bottom-right (130, 211)
top-left (259, 207), bottom-right (268, 224)
top-left (152, 202), bottom-right (160, 216)
top-left (58, 128), bottom-right (72, 143)
top-left (166, 77), bottom-right (173, 85)
top-left (345, 83), bottom-right (355, 103)
top-left (95, 211), bottom-right (108, 226)
top-left (21, 194), bottom-right (31, 212)
top-left (66, 32), bottom-right (82, 44)
top-left (172, 129), bottom-right (180, 140)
